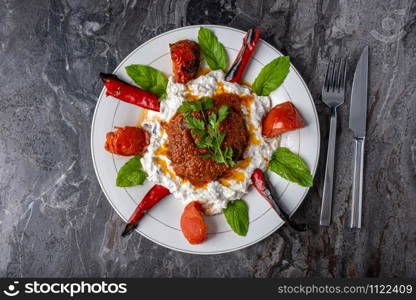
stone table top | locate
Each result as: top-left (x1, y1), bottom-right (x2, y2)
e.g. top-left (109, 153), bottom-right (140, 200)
top-left (1, 0), bottom-right (415, 277)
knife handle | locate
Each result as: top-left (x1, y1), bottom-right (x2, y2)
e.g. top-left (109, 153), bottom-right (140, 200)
top-left (320, 107), bottom-right (337, 226)
top-left (350, 138), bottom-right (365, 228)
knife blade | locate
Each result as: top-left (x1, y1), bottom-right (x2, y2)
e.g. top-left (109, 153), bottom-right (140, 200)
top-left (349, 46), bottom-right (369, 229)
top-left (349, 46), bottom-right (369, 137)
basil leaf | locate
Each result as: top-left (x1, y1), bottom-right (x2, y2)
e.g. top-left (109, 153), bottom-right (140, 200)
top-left (268, 147), bottom-right (313, 187)
top-left (198, 27), bottom-right (228, 71)
top-left (116, 156), bottom-right (147, 187)
top-left (125, 64), bottom-right (168, 99)
top-left (224, 199), bottom-right (249, 236)
top-left (252, 56), bottom-right (290, 96)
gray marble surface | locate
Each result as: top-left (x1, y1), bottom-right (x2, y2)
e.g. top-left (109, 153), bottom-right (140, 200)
top-left (1, 0), bottom-right (415, 278)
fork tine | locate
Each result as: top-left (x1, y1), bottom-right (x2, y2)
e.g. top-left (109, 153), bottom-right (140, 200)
top-left (335, 58), bottom-right (343, 91)
top-left (331, 59), bottom-right (340, 91)
top-left (341, 58), bottom-right (348, 92)
top-left (323, 59), bottom-right (332, 92)
top-left (329, 59), bottom-right (337, 91)
top-left (329, 59), bottom-right (336, 90)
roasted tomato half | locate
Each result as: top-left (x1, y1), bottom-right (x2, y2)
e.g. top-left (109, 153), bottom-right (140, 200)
top-left (170, 40), bottom-right (200, 84)
top-left (262, 101), bottom-right (305, 138)
top-left (104, 126), bottom-right (149, 156)
top-left (180, 201), bottom-right (207, 244)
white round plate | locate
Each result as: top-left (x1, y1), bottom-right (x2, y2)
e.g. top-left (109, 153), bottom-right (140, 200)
top-left (91, 25), bottom-right (320, 254)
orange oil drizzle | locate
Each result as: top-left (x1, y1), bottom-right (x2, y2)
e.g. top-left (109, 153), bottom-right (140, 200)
top-left (236, 157), bottom-right (252, 169)
top-left (197, 68), bottom-right (211, 77)
top-left (155, 157), bottom-right (177, 179)
top-left (238, 95), bottom-right (260, 146)
top-left (248, 122), bottom-right (261, 145)
top-left (218, 157), bottom-right (252, 187)
top-left (191, 181), bottom-right (208, 190)
top-left (184, 88), bottom-right (200, 101)
top-left (241, 80), bottom-right (252, 88)
top-left (218, 168), bottom-right (246, 188)
top-left (218, 179), bottom-right (232, 187)
top-left (240, 94), bottom-right (254, 110)
top-left (155, 143), bottom-right (168, 157)
top-left (180, 178), bottom-right (208, 190)
top-left (215, 81), bottom-right (226, 94)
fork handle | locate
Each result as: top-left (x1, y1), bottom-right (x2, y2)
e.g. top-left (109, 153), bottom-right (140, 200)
top-left (350, 138), bottom-right (365, 228)
top-left (320, 107), bottom-right (337, 226)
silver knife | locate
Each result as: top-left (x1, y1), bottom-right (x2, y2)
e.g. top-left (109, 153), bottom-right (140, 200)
top-left (349, 46), bottom-right (369, 229)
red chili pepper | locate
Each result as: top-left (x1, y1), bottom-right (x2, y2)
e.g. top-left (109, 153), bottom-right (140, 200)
top-left (251, 169), bottom-right (306, 231)
top-left (100, 73), bottom-right (160, 112)
top-left (252, 169), bottom-right (272, 200)
top-left (121, 184), bottom-right (170, 237)
top-left (225, 28), bottom-right (262, 83)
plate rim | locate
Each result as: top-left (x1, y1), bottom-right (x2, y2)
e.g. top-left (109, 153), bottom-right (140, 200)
top-left (90, 24), bottom-right (320, 255)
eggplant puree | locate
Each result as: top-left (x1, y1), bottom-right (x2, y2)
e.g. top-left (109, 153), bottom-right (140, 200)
top-left (164, 93), bottom-right (249, 185)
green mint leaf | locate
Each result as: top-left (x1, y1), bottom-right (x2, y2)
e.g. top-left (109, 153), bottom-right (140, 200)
top-left (185, 115), bottom-right (205, 130)
top-left (125, 64), bottom-right (168, 99)
top-left (268, 147), bottom-right (313, 187)
top-left (252, 56), bottom-right (290, 96)
top-left (217, 105), bottom-right (229, 122)
top-left (198, 27), bottom-right (228, 71)
top-left (224, 199), bottom-right (249, 236)
top-left (116, 156), bottom-right (147, 187)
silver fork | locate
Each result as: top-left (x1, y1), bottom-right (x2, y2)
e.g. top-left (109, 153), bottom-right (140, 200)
top-left (319, 58), bottom-right (348, 226)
